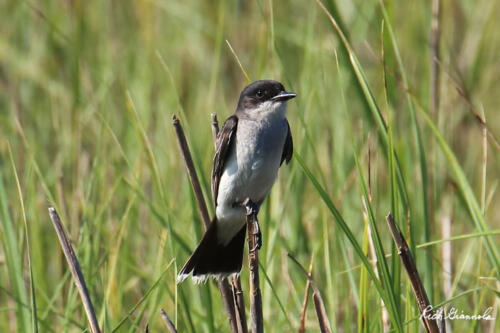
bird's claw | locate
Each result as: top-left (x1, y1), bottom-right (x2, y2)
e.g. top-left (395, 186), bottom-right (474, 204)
top-left (242, 198), bottom-right (262, 252)
top-left (242, 198), bottom-right (258, 216)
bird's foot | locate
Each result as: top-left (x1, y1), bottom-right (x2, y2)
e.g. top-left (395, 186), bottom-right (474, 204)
top-left (242, 198), bottom-right (258, 216)
top-left (242, 198), bottom-right (262, 252)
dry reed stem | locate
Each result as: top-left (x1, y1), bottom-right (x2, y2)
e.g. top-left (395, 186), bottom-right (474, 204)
top-left (48, 207), bottom-right (101, 333)
top-left (211, 113), bottom-right (219, 149)
top-left (428, 0), bottom-right (441, 308)
top-left (362, 197), bottom-right (390, 332)
top-left (172, 115), bottom-right (211, 229)
top-left (386, 213), bottom-right (440, 333)
top-left (243, 199), bottom-right (263, 333)
top-left (172, 115), bottom-right (238, 333)
top-left (232, 277), bottom-right (248, 333)
top-left (441, 215), bottom-right (452, 333)
top-left (288, 253), bottom-right (332, 333)
top-left (363, 138), bottom-right (390, 331)
top-left (312, 286), bottom-right (331, 333)
top-left (160, 309), bottom-right (178, 333)
top-left (298, 256), bottom-right (314, 333)
top-left (441, 216), bottom-right (452, 300)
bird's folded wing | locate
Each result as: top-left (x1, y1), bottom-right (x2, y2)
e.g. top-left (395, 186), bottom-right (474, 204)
top-left (280, 120), bottom-right (293, 166)
top-left (211, 115), bottom-right (238, 205)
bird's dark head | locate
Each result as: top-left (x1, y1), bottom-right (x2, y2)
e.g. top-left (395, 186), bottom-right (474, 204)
top-left (236, 80), bottom-right (296, 112)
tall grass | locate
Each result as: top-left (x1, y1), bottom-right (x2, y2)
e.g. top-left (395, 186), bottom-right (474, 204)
top-left (1, 0), bottom-right (499, 331)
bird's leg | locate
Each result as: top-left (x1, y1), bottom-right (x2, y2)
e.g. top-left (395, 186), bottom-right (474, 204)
top-left (242, 198), bottom-right (262, 252)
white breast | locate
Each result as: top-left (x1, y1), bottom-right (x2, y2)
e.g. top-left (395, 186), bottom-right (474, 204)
top-left (220, 106), bottom-right (287, 204)
top-left (215, 102), bottom-right (288, 243)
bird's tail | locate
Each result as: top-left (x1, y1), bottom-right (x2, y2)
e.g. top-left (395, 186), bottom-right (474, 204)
top-left (177, 218), bottom-right (247, 283)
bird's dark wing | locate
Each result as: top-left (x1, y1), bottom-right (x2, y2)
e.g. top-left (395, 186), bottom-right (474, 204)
top-left (280, 120), bottom-right (293, 166)
top-left (212, 115), bottom-right (238, 205)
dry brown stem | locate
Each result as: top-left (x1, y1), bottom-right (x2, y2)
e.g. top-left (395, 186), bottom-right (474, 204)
top-left (48, 207), bottom-right (101, 333)
top-left (160, 309), bottom-right (178, 333)
top-left (288, 253), bottom-right (332, 333)
top-left (232, 277), bottom-right (248, 333)
top-left (243, 199), bottom-right (263, 333)
top-left (211, 113), bottom-right (219, 149)
top-left (298, 256), bottom-right (314, 333)
top-left (386, 213), bottom-right (440, 333)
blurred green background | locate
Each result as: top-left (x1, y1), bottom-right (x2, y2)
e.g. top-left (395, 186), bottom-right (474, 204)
top-left (0, 0), bottom-right (499, 331)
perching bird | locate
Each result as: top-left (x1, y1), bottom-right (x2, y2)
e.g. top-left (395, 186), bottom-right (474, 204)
top-left (178, 80), bottom-right (296, 283)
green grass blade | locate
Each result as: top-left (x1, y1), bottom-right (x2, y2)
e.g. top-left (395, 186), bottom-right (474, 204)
top-left (294, 153), bottom-right (391, 311)
top-left (417, 230), bottom-right (500, 248)
top-left (314, 0), bottom-right (409, 210)
top-left (354, 152), bottom-right (403, 331)
top-left (0, 169), bottom-right (30, 331)
top-left (259, 262), bottom-right (293, 328)
top-left (418, 109), bottom-right (500, 275)
top-left (8, 144), bottom-right (38, 332)
top-left (111, 259), bottom-right (174, 332)
top-left (379, 0), bottom-right (433, 303)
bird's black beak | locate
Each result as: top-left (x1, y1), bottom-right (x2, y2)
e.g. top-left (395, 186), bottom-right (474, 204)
top-left (271, 91), bottom-right (297, 102)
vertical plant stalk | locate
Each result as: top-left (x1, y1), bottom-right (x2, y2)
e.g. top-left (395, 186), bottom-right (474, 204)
top-left (232, 277), bottom-right (248, 333)
top-left (243, 199), bottom-right (263, 333)
top-left (430, 0), bottom-right (441, 119)
top-left (312, 287), bottom-right (331, 333)
top-left (439, 314), bottom-right (446, 333)
top-left (211, 113), bottom-right (220, 149)
top-left (386, 213), bottom-right (440, 333)
top-left (441, 216), bottom-right (452, 301)
top-left (173, 115), bottom-right (211, 227)
top-left (288, 254), bottom-right (332, 333)
top-left (298, 256), bottom-right (314, 333)
top-left (488, 281), bottom-right (499, 333)
top-left (441, 215), bottom-right (451, 333)
top-left (172, 115), bottom-right (239, 333)
top-left (8, 143), bottom-right (38, 332)
top-left (428, 0), bottom-right (442, 305)
top-left (47, 207), bottom-right (101, 333)
top-left (362, 198), bottom-right (390, 332)
top-left (160, 309), bottom-right (178, 333)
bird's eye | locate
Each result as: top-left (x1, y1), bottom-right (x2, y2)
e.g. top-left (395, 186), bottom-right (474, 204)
top-left (256, 90), bottom-right (263, 98)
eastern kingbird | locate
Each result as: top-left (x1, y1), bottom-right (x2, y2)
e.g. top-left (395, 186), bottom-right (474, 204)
top-left (178, 80), bottom-right (296, 283)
